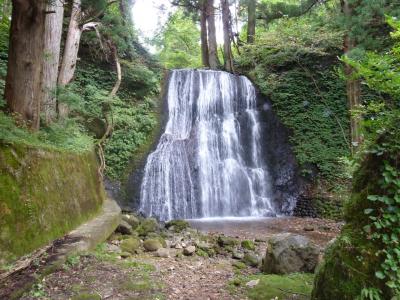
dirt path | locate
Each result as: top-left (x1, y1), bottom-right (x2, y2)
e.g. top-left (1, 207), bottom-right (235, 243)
top-left (16, 217), bottom-right (341, 300)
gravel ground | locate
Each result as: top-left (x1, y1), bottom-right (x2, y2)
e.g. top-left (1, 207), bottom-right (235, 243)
top-left (18, 217), bottom-right (342, 300)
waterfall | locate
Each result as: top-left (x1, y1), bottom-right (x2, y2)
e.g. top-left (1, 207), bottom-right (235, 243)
top-left (139, 69), bottom-right (276, 221)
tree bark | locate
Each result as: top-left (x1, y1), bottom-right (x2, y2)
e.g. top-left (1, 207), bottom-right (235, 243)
top-left (341, 0), bottom-right (362, 149)
top-left (58, 0), bottom-right (82, 118)
top-left (221, 0), bottom-right (234, 72)
top-left (40, 0), bottom-right (64, 125)
top-left (247, 0), bottom-right (256, 43)
top-left (206, 0), bottom-right (219, 69)
top-left (200, 0), bottom-right (210, 68)
top-left (5, 0), bottom-right (47, 130)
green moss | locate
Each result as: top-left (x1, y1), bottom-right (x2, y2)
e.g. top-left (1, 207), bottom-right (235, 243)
top-left (0, 143), bottom-right (105, 262)
top-left (312, 146), bottom-right (396, 299)
top-left (165, 219), bottom-right (190, 232)
top-left (241, 240), bottom-right (255, 251)
top-left (229, 273), bottom-right (314, 300)
top-left (196, 248), bottom-right (209, 257)
top-left (136, 218), bottom-right (159, 237)
top-left (72, 293), bottom-right (101, 300)
top-left (120, 237), bottom-right (141, 254)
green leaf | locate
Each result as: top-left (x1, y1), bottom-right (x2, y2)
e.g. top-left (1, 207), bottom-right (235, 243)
top-left (375, 271), bottom-right (385, 280)
top-left (364, 208), bottom-right (374, 215)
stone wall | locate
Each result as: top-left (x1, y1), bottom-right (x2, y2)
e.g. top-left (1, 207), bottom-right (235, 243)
top-left (0, 143), bottom-right (106, 262)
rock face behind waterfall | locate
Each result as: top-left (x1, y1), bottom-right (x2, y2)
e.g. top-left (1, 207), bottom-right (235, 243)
top-left (131, 69), bottom-right (301, 221)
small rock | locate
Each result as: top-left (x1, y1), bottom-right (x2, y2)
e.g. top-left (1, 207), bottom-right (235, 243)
top-left (106, 244), bottom-right (121, 253)
top-left (122, 214), bottom-right (140, 229)
top-left (120, 237), bottom-right (140, 254)
top-left (173, 242), bottom-right (183, 249)
top-left (196, 241), bottom-right (212, 250)
top-left (183, 245), bottom-right (196, 256)
top-left (242, 253), bottom-right (260, 267)
top-left (136, 218), bottom-right (159, 237)
top-left (232, 261), bottom-right (246, 269)
top-left (165, 220), bottom-right (190, 232)
top-left (304, 226), bottom-right (315, 232)
top-left (116, 220), bottom-right (132, 235)
top-left (246, 279), bottom-right (260, 288)
top-left (218, 236), bottom-right (238, 247)
top-left (232, 250), bottom-right (244, 260)
top-left (156, 248), bottom-right (170, 258)
top-left (255, 238), bottom-right (267, 243)
top-left (120, 252), bottom-right (131, 259)
top-left (143, 239), bottom-right (162, 252)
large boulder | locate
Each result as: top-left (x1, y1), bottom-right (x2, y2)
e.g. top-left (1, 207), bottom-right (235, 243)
top-left (262, 233), bottom-right (319, 274)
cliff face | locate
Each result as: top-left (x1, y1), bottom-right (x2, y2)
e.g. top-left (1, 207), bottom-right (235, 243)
top-left (0, 143), bottom-right (106, 262)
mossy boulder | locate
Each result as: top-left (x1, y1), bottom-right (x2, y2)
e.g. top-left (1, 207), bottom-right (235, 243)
top-left (262, 233), bottom-right (319, 274)
top-left (242, 253), bottom-right (260, 267)
top-left (146, 233), bottom-right (167, 248)
top-left (217, 235), bottom-right (238, 247)
top-left (120, 237), bottom-right (141, 254)
top-left (136, 218), bottom-right (159, 237)
top-left (122, 214), bottom-right (140, 229)
top-left (165, 220), bottom-right (190, 233)
top-left (241, 240), bottom-right (255, 251)
top-left (143, 239), bottom-right (162, 252)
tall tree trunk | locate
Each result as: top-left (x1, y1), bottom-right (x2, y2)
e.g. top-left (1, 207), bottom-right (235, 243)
top-left (40, 1), bottom-right (64, 125)
top-left (200, 0), bottom-right (210, 68)
top-left (341, 0), bottom-right (361, 150)
top-left (58, 0), bottom-right (82, 118)
top-left (247, 0), bottom-right (256, 43)
top-left (221, 0), bottom-right (234, 72)
top-left (5, 0), bottom-right (47, 130)
top-left (206, 0), bottom-right (220, 69)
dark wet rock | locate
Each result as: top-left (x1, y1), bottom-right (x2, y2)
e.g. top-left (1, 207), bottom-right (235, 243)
top-left (116, 220), bottom-right (133, 235)
top-left (262, 233), bottom-right (319, 274)
top-left (156, 248), bottom-right (170, 258)
top-left (304, 226), bottom-right (315, 232)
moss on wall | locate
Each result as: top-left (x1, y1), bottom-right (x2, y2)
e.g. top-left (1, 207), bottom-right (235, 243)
top-left (0, 142), bottom-right (105, 263)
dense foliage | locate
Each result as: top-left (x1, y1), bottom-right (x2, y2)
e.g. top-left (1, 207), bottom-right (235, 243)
top-left (312, 19), bottom-right (400, 300)
top-left (0, 1), bottom-right (162, 180)
top-left (237, 13), bottom-right (350, 182)
top-left (152, 10), bottom-right (202, 69)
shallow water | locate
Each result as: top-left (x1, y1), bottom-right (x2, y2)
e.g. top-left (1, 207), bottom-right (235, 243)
top-left (189, 217), bottom-right (342, 246)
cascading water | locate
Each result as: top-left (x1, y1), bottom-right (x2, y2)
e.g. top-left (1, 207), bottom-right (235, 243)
top-left (139, 69), bottom-right (277, 221)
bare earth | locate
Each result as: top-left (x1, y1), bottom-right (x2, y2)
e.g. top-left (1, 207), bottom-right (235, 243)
top-left (19, 217), bottom-right (341, 300)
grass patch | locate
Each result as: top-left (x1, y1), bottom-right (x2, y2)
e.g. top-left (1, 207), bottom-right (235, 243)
top-left (229, 273), bottom-right (314, 300)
